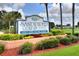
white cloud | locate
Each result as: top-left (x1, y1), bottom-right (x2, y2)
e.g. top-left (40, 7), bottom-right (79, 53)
top-left (1, 3), bottom-right (79, 25)
top-left (38, 3), bottom-right (79, 25)
top-left (18, 9), bottom-right (25, 19)
top-left (12, 3), bottom-right (26, 9)
top-left (3, 6), bottom-right (12, 12)
top-left (0, 3), bottom-right (25, 19)
top-left (49, 3), bottom-right (60, 14)
top-left (0, 7), bottom-right (2, 11)
top-left (39, 12), bottom-right (46, 17)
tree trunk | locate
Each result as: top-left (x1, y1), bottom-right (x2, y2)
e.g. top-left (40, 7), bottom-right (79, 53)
top-left (72, 3), bottom-right (75, 35)
top-left (9, 21), bottom-right (10, 34)
top-left (14, 21), bottom-right (16, 34)
top-left (60, 3), bottom-right (63, 30)
top-left (45, 3), bottom-right (50, 31)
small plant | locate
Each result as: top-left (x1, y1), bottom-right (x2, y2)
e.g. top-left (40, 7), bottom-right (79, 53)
top-left (60, 37), bottom-right (71, 45)
top-left (0, 44), bottom-right (5, 54)
top-left (24, 36), bottom-right (33, 39)
top-left (41, 34), bottom-right (49, 37)
top-left (35, 38), bottom-right (59, 50)
top-left (19, 42), bottom-right (33, 54)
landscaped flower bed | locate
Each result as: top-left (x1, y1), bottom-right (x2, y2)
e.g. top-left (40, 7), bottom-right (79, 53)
top-left (17, 35), bottom-right (79, 55)
top-left (0, 34), bottom-right (67, 55)
top-left (1, 34), bottom-right (79, 56)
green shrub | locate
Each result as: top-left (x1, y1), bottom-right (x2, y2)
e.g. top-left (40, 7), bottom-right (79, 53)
top-left (47, 32), bottom-right (53, 36)
top-left (0, 44), bottom-right (5, 54)
top-left (60, 37), bottom-right (71, 45)
top-left (35, 38), bottom-right (59, 50)
top-left (0, 34), bottom-right (25, 40)
top-left (66, 33), bottom-right (71, 35)
top-left (19, 42), bottom-right (33, 54)
top-left (67, 35), bottom-right (79, 43)
top-left (74, 33), bottom-right (79, 36)
top-left (56, 36), bottom-right (64, 40)
top-left (24, 36), bottom-right (33, 39)
top-left (50, 29), bottom-right (65, 35)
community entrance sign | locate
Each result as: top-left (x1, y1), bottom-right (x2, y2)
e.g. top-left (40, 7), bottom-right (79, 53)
top-left (16, 15), bottom-right (49, 35)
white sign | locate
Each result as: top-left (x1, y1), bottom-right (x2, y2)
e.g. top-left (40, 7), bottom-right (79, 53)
top-left (17, 20), bottom-right (49, 35)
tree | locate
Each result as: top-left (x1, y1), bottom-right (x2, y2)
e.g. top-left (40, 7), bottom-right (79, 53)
top-left (66, 24), bottom-right (71, 27)
top-left (44, 3), bottom-right (51, 32)
top-left (0, 10), bottom-right (7, 30)
top-left (0, 10), bottom-right (22, 33)
top-left (77, 22), bottom-right (79, 27)
top-left (49, 22), bottom-right (55, 29)
top-left (11, 11), bottom-right (22, 33)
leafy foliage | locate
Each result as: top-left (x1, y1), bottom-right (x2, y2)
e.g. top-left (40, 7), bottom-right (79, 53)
top-left (0, 10), bottom-right (22, 33)
top-left (0, 44), bottom-right (5, 54)
top-left (35, 38), bottom-right (59, 50)
top-left (60, 37), bottom-right (71, 45)
top-left (67, 35), bottom-right (79, 43)
top-left (19, 42), bottom-right (33, 54)
top-left (0, 34), bottom-right (25, 40)
top-left (50, 29), bottom-right (65, 35)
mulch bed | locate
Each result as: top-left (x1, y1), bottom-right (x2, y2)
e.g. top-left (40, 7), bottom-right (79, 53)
top-left (1, 41), bottom-right (79, 56)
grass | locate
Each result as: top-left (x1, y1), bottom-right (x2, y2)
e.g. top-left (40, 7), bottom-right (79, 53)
top-left (52, 28), bottom-right (79, 34)
top-left (33, 45), bottom-right (79, 56)
top-left (62, 28), bottom-right (79, 33)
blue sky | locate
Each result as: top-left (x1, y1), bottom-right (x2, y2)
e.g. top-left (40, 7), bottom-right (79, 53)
top-left (22, 3), bottom-right (45, 16)
top-left (1, 3), bottom-right (79, 25)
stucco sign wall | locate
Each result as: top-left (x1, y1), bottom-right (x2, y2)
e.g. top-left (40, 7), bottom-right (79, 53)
top-left (16, 16), bottom-right (49, 35)
top-left (17, 21), bottom-right (49, 34)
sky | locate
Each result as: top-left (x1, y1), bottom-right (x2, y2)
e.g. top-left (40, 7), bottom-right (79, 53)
top-left (0, 3), bottom-right (79, 26)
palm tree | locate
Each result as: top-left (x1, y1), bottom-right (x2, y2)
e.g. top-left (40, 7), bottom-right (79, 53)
top-left (11, 11), bottom-right (22, 33)
top-left (59, 3), bottom-right (63, 30)
top-left (40, 3), bottom-right (50, 31)
top-left (44, 3), bottom-right (51, 31)
top-left (7, 11), bottom-right (21, 33)
top-left (0, 11), bottom-right (21, 33)
top-left (44, 3), bottom-right (49, 21)
top-left (0, 10), bottom-right (7, 30)
top-left (72, 3), bottom-right (75, 35)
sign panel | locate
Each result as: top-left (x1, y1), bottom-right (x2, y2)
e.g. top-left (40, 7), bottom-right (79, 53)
top-left (17, 20), bottom-right (49, 35)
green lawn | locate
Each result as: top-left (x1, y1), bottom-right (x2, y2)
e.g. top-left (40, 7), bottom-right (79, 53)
top-left (33, 45), bottom-right (79, 56)
top-left (62, 28), bottom-right (79, 33)
top-left (53, 28), bottom-right (79, 34)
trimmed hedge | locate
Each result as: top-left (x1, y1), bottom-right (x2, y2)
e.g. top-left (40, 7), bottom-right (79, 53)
top-left (74, 33), bottom-right (79, 36)
top-left (35, 38), bottom-right (59, 50)
top-left (67, 35), bottom-right (79, 43)
top-left (0, 34), bottom-right (25, 40)
top-left (19, 42), bottom-right (33, 54)
top-left (60, 37), bottom-right (71, 45)
top-left (50, 29), bottom-right (65, 35)
top-left (66, 33), bottom-right (71, 35)
top-left (0, 44), bottom-right (5, 54)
